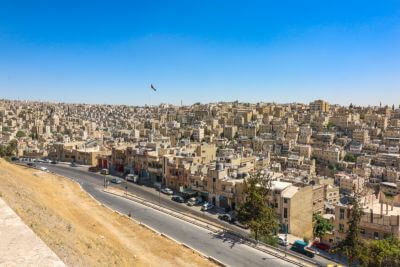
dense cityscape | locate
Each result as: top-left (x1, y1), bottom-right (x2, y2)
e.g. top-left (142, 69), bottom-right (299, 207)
top-left (1, 97), bottom-right (400, 265)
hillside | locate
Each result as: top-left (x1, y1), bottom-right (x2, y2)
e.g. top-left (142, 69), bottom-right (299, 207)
top-left (0, 159), bottom-right (214, 267)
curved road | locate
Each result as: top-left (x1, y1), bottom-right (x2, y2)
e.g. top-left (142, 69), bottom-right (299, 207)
top-left (35, 163), bottom-right (297, 267)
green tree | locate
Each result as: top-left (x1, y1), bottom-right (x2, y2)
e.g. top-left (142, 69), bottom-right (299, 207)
top-left (0, 140), bottom-right (17, 158)
top-left (237, 171), bottom-right (279, 242)
top-left (7, 140), bottom-right (18, 156)
top-left (326, 122), bottom-right (336, 130)
top-left (332, 188), bottom-right (365, 266)
top-left (313, 214), bottom-right (333, 239)
top-left (344, 153), bottom-right (357, 162)
top-left (360, 237), bottom-right (400, 267)
top-left (16, 130), bottom-right (26, 138)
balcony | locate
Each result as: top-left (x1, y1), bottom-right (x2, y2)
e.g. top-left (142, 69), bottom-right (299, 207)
top-left (219, 190), bottom-right (234, 198)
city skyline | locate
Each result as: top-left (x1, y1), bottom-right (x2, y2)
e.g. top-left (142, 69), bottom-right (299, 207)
top-left (1, 1), bottom-right (399, 105)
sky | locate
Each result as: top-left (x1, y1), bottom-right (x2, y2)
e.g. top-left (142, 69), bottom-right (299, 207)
top-left (0, 1), bottom-right (399, 106)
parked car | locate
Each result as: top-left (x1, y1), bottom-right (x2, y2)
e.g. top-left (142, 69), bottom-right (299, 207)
top-left (126, 174), bottom-right (139, 183)
top-left (39, 166), bottom-right (48, 172)
top-left (201, 202), bottom-right (214, 211)
top-left (111, 178), bottom-right (123, 184)
top-left (218, 214), bottom-right (235, 223)
top-left (171, 195), bottom-right (185, 203)
top-left (290, 240), bottom-right (315, 258)
top-left (278, 236), bottom-right (288, 247)
top-left (187, 197), bottom-right (203, 206)
top-left (51, 160), bottom-right (58, 164)
top-left (100, 169), bottom-right (109, 175)
top-left (88, 166), bottom-right (98, 172)
top-left (70, 162), bottom-right (78, 167)
top-left (161, 187), bottom-right (174, 195)
top-left (312, 241), bottom-right (330, 251)
top-left (27, 162), bottom-right (36, 167)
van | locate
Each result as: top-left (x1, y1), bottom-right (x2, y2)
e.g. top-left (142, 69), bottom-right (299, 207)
top-left (126, 174), bottom-right (139, 183)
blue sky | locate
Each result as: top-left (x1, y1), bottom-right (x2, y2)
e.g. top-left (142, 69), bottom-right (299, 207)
top-left (0, 1), bottom-right (399, 106)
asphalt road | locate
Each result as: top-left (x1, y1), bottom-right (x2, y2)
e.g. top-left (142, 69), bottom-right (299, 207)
top-left (33, 162), bottom-right (297, 267)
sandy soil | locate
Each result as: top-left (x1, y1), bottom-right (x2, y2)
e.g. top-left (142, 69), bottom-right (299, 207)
top-left (0, 159), bottom-right (215, 267)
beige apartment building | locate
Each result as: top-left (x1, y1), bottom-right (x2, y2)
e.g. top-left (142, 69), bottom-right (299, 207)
top-left (334, 193), bottom-right (400, 243)
top-left (224, 125), bottom-right (237, 139)
top-left (49, 141), bottom-right (106, 165)
top-left (353, 129), bottom-right (370, 144)
top-left (324, 184), bottom-right (340, 205)
top-left (269, 181), bottom-right (313, 239)
top-left (310, 100), bottom-right (330, 113)
top-left (337, 173), bottom-right (365, 194)
top-left (313, 185), bottom-right (325, 214)
top-left (312, 147), bottom-right (342, 164)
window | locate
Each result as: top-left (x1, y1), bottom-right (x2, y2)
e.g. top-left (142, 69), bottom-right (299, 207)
top-left (275, 202), bottom-right (278, 208)
top-left (284, 208), bottom-right (288, 219)
top-left (374, 232), bottom-right (379, 239)
top-left (284, 198), bottom-right (288, 204)
top-left (339, 224), bottom-right (344, 232)
top-left (360, 228), bottom-right (365, 235)
top-left (340, 208), bottom-right (345, 220)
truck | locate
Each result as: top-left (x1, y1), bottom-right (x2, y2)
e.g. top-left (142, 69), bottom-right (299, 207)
top-left (290, 240), bottom-right (315, 258)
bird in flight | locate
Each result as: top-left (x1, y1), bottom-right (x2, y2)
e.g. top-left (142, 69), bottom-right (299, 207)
top-left (150, 84), bottom-right (157, 91)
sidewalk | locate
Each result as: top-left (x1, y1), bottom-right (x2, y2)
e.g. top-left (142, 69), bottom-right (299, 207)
top-left (0, 197), bottom-right (65, 267)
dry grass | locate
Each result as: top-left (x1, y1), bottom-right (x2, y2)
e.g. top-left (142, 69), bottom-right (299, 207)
top-left (0, 159), bottom-right (215, 267)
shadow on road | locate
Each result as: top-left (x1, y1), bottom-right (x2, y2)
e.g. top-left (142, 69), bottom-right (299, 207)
top-left (210, 230), bottom-right (246, 249)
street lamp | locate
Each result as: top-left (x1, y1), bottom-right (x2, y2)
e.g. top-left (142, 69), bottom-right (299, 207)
top-left (158, 186), bottom-right (161, 207)
top-left (285, 222), bottom-right (288, 257)
top-left (125, 176), bottom-right (128, 196)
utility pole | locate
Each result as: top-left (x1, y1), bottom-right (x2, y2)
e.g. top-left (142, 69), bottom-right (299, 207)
top-left (285, 223), bottom-right (288, 257)
top-left (158, 187), bottom-right (161, 206)
top-left (125, 177), bottom-right (128, 196)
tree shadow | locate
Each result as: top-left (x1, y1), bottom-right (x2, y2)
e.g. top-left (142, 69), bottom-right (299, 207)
top-left (210, 230), bottom-right (247, 249)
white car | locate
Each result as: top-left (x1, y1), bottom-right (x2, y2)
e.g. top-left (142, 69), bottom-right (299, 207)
top-left (187, 197), bottom-right (203, 206)
top-left (40, 166), bottom-right (48, 172)
top-left (278, 235), bottom-right (288, 247)
top-left (201, 202), bottom-right (214, 211)
top-left (161, 188), bottom-right (174, 195)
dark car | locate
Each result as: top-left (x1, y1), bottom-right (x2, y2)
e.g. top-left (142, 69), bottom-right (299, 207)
top-left (218, 214), bottom-right (235, 223)
top-left (27, 162), bottom-right (36, 167)
top-left (291, 240), bottom-right (315, 258)
top-left (171, 195), bottom-right (185, 203)
top-left (88, 166), bottom-right (99, 172)
top-left (70, 162), bottom-right (78, 167)
top-left (51, 160), bottom-right (58, 164)
top-left (312, 241), bottom-right (330, 251)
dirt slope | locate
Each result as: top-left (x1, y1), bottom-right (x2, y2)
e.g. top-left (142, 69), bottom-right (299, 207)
top-left (0, 159), bottom-right (215, 267)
